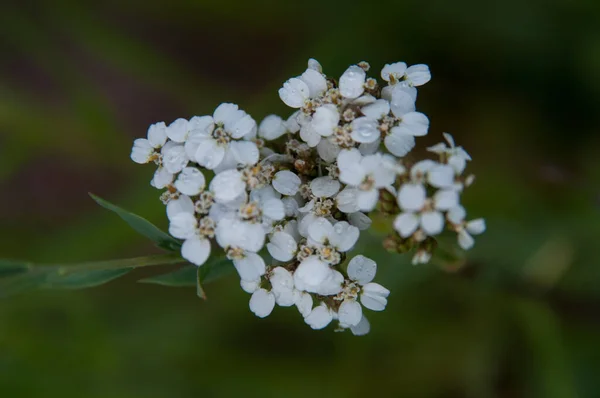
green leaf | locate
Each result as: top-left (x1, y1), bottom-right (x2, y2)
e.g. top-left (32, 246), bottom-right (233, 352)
top-left (138, 256), bottom-right (235, 298)
top-left (0, 259), bottom-right (32, 278)
top-left (44, 268), bottom-right (133, 289)
top-left (138, 265), bottom-right (197, 287)
top-left (89, 193), bottom-right (181, 251)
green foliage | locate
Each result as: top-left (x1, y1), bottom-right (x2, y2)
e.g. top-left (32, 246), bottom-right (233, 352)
top-left (89, 193), bottom-right (181, 252)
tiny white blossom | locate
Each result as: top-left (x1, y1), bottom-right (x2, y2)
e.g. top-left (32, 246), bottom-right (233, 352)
top-left (249, 288), bottom-right (275, 318)
top-left (279, 68), bottom-right (327, 108)
top-left (131, 122), bottom-right (167, 164)
top-left (339, 65), bottom-right (366, 99)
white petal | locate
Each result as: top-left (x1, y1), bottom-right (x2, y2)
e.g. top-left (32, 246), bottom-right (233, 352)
top-left (384, 130), bottom-right (415, 157)
top-left (166, 118), bottom-right (189, 143)
top-left (166, 195), bottom-right (194, 220)
top-left (300, 68), bottom-right (327, 97)
top-left (310, 176), bottom-right (340, 198)
top-left (311, 104), bottom-right (339, 137)
top-left (269, 267), bottom-right (296, 307)
top-left (262, 198), bottom-right (285, 221)
top-left (348, 212), bottom-right (372, 230)
top-left (307, 217), bottom-right (334, 244)
top-left (304, 304), bottom-right (333, 330)
top-left (361, 99), bottom-right (390, 119)
top-left (249, 289), bottom-right (275, 318)
top-left (356, 189), bottom-right (379, 212)
top-left (230, 114), bottom-right (257, 139)
top-left (338, 299), bottom-right (362, 327)
top-left (397, 183), bottom-right (426, 211)
top-left (390, 86), bottom-right (416, 117)
top-left (397, 112), bottom-right (429, 137)
top-left (448, 155), bottom-right (467, 175)
top-left (295, 291), bottom-right (313, 317)
top-left (282, 197), bottom-right (300, 217)
top-left (181, 237), bottom-right (210, 266)
top-left (434, 189), bottom-right (459, 211)
top-left (250, 185), bottom-right (279, 203)
top-left (241, 278), bottom-right (260, 293)
top-left (272, 170), bottom-right (301, 196)
top-left (258, 114), bottom-right (287, 140)
top-left (188, 115), bottom-right (213, 134)
top-left (381, 62), bottom-right (407, 82)
top-left (447, 205), bottom-right (466, 225)
top-left (420, 211), bottom-right (444, 235)
top-left (317, 270), bottom-right (344, 295)
top-left (406, 64), bottom-right (431, 86)
top-left (298, 213), bottom-right (318, 237)
top-left (285, 111), bottom-right (301, 133)
top-left (329, 221), bottom-right (359, 252)
top-left (194, 139), bottom-right (225, 170)
top-left (411, 160), bottom-right (437, 179)
top-left (338, 150), bottom-right (365, 186)
top-left (339, 65), bottom-right (366, 99)
top-left (162, 144), bottom-right (189, 174)
top-left (234, 252), bottom-right (266, 281)
top-left (317, 139), bottom-right (341, 162)
top-left (229, 140), bottom-right (259, 166)
top-left (174, 167), bottom-right (206, 196)
top-left (147, 122), bottom-right (168, 147)
top-left (298, 123), bottom-right (320, 147)
top-left (361, 283), bottom-right (390, 311)
top-left (351, 116), bottom-right (381, 144)
top-left (209, 169), bottom-right (245, 203)
top-left (466, 219), bottom-right (486, 235)
top-left (458, 230), bottom-right (475, 250)
top-left (293, 256), bottom-right (330, 293)
top-left (131, 139), bottom-right (153, 164)
top-left (428, 164), bottom-right (455, 188)
top-left (213, 103), bottom-right (243, 129)
top-left (267, 231), bottom-right (297, 262)
top-left (150, 167), bottom-right (174, 189)
top-left (347, 255), bottom-right (377, 284)
top-left (168, 212), bottom-right (197, 239)
top-left (335, 187), bottom-right (360, 213)
top-left (184, 125), bottom-right (212, 159)
top-left (279, 78), bottom-right (310, 108)
top-left (350, 315), bottom-right (371, 336)
top-left (359, 139), bottom-right (381, 155)
top-left (393, 212), bottom-right (419, 238)
top-left (307, 58), bottom-right (322, 72)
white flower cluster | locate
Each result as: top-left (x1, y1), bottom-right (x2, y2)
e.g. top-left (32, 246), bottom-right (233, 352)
top-left (130, 59), bottom-right (485, 335)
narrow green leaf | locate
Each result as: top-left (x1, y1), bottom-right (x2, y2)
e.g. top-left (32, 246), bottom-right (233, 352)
top-left (138, 265), bottom-right (197, 287)
top-left (0, 259), bottom-right (32, 278)
top-left (196, 267), bottom-right (206, 300)
top-left (44, 269), bottom-right (132, 289)
top-left (199, 257), bottom-right (235, 284)
top-left (89, 193), bottom-right (181, 251)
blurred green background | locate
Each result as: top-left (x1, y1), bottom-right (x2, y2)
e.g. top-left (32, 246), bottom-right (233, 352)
top-left (1, 0), bottom-right (600, 396)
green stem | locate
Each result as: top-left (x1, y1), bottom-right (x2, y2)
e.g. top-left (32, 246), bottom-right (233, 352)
top-left (32, 253), bottom-right (184, 275)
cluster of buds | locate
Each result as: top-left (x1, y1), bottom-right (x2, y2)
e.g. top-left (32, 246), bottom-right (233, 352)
top-left (130, 59), bottom-right (485, 335)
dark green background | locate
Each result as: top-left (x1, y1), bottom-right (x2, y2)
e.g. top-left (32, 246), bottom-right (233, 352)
top-left (1, 0), bottom-right (600, 396)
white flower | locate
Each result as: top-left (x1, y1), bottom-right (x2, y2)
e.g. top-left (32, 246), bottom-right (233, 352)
top-left (279, 68), bottom-right (327, 108)
top-left (304, 303), bottom-right (334, 330)
top-left (337, 255), bottom-right (389, 326)
top-left (381, 62), bottom-right (431, 87)
top-left (249, 288), bottom-right (275, 318)
top-left (161, 142), bottom-right (189, 174)
top-left (427, 133), bottom-right (472, 174)
top-left (447, 206), bottom-right (486, 250)
top-left (339, 65), bottom-right (366, 99)
top-left (349, 315), bottom-right (371, 336)
top-left (293, 255), bottom-right (343, 295)
top-left (150, 167), bottom-right (174, 189)
top-left (412, 249), bottom-right (432, 265)
top-left (337, 149), bottom-right (396, 211)
top-left (272, 170), bottom-right (301, 196)
top-left (307, 217), bottom-right (360, 254)
top-left (393, 183), bottom-right (459, 237)
top-left (294, 291), bottom-right (313, 317)
top-left (167, 211), bottom-right (212, 266)
top-left (311, 104), bottom-right (340, 137)
top-left (310, 176), bottom-right (340, 198)
top-left (384, 112), bottom-right (429, 157)
top-left (184, 103), bottom-right (258, 170)
top-left (259, 115), bottom-right (288, 140)
top-left (131, 122), bottom-right (167, 164)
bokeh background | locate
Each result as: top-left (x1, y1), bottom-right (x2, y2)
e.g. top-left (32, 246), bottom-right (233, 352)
top-left (1, 0), bottom-right (600, 396)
